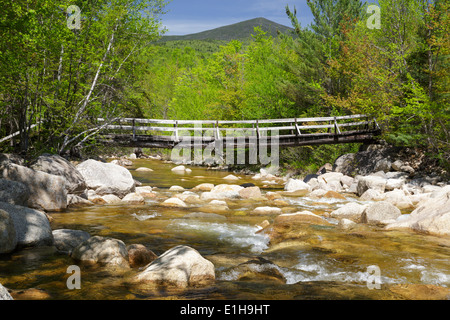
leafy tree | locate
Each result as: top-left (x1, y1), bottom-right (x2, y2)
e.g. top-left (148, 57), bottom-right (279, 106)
top-left (0, 0), bottom-right (167, 157)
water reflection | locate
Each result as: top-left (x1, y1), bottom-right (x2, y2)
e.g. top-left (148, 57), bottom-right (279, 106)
top-left (0, 159), bottom-right (449, 300)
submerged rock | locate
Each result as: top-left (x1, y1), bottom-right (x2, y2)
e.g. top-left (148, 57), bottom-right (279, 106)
top-left (221, 257), bottom-right (286, 283)
top-left (52, 229), bottom-right (91, 254)
top-left (270, 211), bottom-right (330, 244)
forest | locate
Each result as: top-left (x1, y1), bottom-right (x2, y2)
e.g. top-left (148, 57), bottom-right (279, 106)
top-left (0, 0), bottom-right (448, 173)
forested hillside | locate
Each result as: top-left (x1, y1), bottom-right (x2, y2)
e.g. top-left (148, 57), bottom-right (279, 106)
top-left (0, 0), bottom-right (448, 172)
top-left (160, 17), bottom-right (294, 41)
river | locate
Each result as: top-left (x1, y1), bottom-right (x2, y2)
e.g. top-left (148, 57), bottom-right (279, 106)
top-left (0, 159), bottom-right (449, 300)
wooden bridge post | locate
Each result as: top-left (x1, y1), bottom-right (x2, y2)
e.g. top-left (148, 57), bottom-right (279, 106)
top-left (174, 121), bottom-right (179, 143)
top-left (132, 119), bottom-right (136, 141)
top-left (294, 118), bottom-right (301, 136)
top-left (334, 117), bottom-right (341, 135)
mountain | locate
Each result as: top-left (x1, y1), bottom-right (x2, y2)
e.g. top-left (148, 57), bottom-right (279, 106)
top-left (161, 17), bottom-right (294, 42)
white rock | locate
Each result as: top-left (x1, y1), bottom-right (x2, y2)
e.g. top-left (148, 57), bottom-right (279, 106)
top-left (209, 200), bottom-right (227, 206)
top-left (385, 178), bottom-right (405, 191)
top-left (171, 165), bottom-right (186, 172)
top-left (362, 202), bottom-right (402, 226)
top-left (338, 218), bottom-right (357, 230)
top-left (192, 183), bottom-right (215, 192)
top-left (284, 179), bottom-right (311, 192)
top-left (76, 160), bottom-right (135, 198)
top-left (223, 174), bottom-right (240, 180)
top-left (162, 197), bottom-right (187, 208)
top-left (386, 186), bottom-right (450, 236)
top-left (101, 194), bottom-right (122, 204)
top-left (121, 193), bottom-right (145, 204)
top-left (360, 189), bottom-right (385, 201)
top-left (200, 184), bottom-right (244, 201)
top-left (383, 190), bottom-right (414, 210)
top-left (357, 175), bottom-right (387, 196)
top-left (330, 202), bottom-right (367, 222)
top-left (134, 245), bottom-right (215, 287)
top-left (169, 186), bottom-right (185, 192)
top-left (136, 167), bottom-right (153, 172)
top-left (71, 236), bottom-right (129, 268)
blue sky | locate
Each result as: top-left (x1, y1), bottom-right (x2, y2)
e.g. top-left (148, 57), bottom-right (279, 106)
top-left (161, 0), bottom-right (314, 35)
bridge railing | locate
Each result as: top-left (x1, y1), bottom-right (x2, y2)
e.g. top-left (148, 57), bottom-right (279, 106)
top-left (97, 114), bottom-right (380, 141)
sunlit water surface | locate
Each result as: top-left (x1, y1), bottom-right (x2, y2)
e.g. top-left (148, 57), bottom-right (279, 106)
top-left (1, 159), bottom-right (449, 300)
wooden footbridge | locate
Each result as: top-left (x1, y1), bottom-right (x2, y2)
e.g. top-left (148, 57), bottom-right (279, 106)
top-left (97, 114), bottom-right (381, 149)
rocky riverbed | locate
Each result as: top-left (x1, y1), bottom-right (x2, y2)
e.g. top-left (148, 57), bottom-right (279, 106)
top-left (0, 148), bottom-right (449, 300)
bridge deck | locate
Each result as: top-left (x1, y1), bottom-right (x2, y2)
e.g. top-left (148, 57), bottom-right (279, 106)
top-left (97, 114), bottom-right (381, 149)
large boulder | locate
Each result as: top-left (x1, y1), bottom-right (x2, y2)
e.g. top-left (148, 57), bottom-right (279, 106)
top-left (134, 245), bottom-right (215, 288)
top-left (76, 160), bottom-right (135, 198)
top-left (385, 186), bottom-right (450, 236)
top-left (239, 186), bottom-right (262, 199)
top-left (1, 163), bottom-right (67, 211)
top-left (0, 283), bottom-right (13, 300)
top-left (0, 202), bottom-right (53, 248)
top-left (330, 202), bottom-right (367, 222)
top-left (0, 179), bottom-right (29, 206)
top-left (333, 145), bottom-right (404, 176)
top-left (30, 154), bottom-right (86, 195)
top-left (71, 236), bottom-right (129, 268)
top-left (0, 209), bottom-right (17, 254)
top-left (127, 244), bottom-right (158, 268)
top-left (361, 201), bottom-right (402, 226)
top-left (0, 153), bottom-right (24, 166)
top-left (383, 190), bottom-right (414, 210)
top-left (284, 179), bottom-right (311, 193)
top-left (52, 229), bottom-right (91, 254)
top-left (357, 175), bottom-right (387, 196)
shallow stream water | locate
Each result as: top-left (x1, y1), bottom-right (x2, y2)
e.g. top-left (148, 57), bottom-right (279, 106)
top-left (0, 159), bottom-right (449, 300)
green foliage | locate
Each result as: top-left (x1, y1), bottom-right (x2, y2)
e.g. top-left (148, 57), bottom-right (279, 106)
top-left (0, 0), bottom-right (167, 157)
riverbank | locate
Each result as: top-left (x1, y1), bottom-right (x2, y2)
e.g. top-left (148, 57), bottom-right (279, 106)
top-left (0, 145), bottom-right (449, 300)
